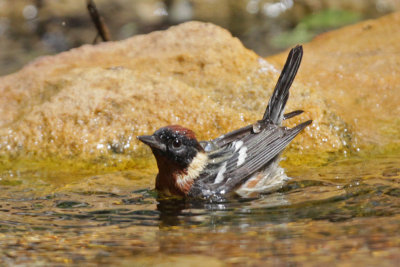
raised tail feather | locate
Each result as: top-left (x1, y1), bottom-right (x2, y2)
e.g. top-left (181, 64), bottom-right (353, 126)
top-left (263, 45), bottom-right (303, 125)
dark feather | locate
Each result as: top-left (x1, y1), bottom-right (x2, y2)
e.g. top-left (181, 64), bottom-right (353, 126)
top-left (263, 45), bottom-right (303, 124)
top-left (207, 109), bottom-right (303, 148)
top-left (283, 110), bottom-right (303, 120)
top-left (208, 124), bottom-right (253, 148)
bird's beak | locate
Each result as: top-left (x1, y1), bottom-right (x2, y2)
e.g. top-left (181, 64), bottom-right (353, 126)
top-left (137, 135), bottom-right (166, 152)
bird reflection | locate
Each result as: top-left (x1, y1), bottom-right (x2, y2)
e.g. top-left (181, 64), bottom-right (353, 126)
top-left (156, 196), bottom-right (233, 227)
top-left (156, 190), bottom-right (292, 228)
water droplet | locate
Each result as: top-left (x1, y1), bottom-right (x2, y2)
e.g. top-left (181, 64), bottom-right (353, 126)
top-left (96, 143), bottom-right (104, 149)
top-left (23, 5), bottom-right (38, 20)
top-left (246, 0), bottom-right (259, 14)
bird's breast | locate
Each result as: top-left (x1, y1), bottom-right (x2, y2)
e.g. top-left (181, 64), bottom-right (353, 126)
top-left (175, 152), bottom-right (208, 194)
top-left (155, 152), bottom-right (208, 196)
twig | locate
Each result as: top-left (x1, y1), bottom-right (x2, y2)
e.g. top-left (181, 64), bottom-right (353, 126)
top-left (86, 0), bottom-right (111, 42)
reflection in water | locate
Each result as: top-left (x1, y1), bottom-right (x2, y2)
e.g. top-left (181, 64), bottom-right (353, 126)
top-left (156, 193), bottom-right (290, 228)
top-left (0, 155), bottom-right (400, 265)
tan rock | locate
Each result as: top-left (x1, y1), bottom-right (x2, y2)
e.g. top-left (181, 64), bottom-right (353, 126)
top-left (0, 21), bottom-right (362, 169)
top-left (268, 12), bottom-right (400, 153)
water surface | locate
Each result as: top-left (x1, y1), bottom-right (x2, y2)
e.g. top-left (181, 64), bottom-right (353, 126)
top-left (0, 154), bottom-right (399, 265)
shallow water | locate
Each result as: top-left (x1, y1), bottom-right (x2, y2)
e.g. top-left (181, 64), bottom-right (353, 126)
top-left (1, 154), bottom-right (400, 266)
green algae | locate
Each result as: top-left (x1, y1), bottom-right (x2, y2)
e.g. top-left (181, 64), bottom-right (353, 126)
top-left (272, 9), bottom-right (363, 48)
top-left (0, 179), bottom-right (22, 186)
top-left (0, 153), bottom-right (156, 178)
top-left (300, 9), bottom-right (362, 30)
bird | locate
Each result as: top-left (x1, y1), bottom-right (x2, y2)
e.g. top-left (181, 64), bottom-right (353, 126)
top-left (137, 45), bottom-right (311, 200)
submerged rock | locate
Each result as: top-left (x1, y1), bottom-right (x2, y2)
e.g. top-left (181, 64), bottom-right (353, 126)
top-left (0, 15), bottom-right (396, 169)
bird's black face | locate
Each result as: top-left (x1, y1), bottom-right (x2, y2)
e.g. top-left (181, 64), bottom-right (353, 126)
top-left (138, 125), bottom-right (203, 168)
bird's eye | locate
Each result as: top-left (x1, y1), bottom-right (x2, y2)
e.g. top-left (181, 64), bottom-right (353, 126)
top-left (172, 139), bottom-right (182, 148)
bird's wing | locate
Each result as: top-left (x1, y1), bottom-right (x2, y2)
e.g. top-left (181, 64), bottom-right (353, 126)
top-left (216, 120), bottom-right (311, 193)
top-left (210, 124), bottom-right (253, 148)
top-left (204, 110), bottom-right (305, 149)
top-left (190, 120), bottom-right (311, 198)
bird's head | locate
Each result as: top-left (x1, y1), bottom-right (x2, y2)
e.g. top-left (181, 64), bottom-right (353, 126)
top-left (137, 125), bottom-right (207, 196)
top-left (138, 125), bottom-right (204, 168)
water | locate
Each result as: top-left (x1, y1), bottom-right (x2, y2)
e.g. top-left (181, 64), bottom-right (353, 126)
top-left (1, 154), bottom-right (399, 265)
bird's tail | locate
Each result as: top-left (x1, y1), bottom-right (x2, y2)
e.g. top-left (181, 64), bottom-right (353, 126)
top-left (262, 45), bottom-right (303, 125)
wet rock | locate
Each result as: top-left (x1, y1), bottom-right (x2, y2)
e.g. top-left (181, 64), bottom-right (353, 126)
top-left (268, 11), bottom-right (400, 153)
top-left (0, 20), bottom-right (382, 169)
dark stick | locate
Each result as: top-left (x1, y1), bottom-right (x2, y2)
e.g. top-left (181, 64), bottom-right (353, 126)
top-left (86, 0), bottom-right (111, 42)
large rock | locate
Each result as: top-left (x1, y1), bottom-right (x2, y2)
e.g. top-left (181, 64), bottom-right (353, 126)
top-left (268, 12), bottom-right (400, 152)
top-left (2, 15), bottom-right (397, 169)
